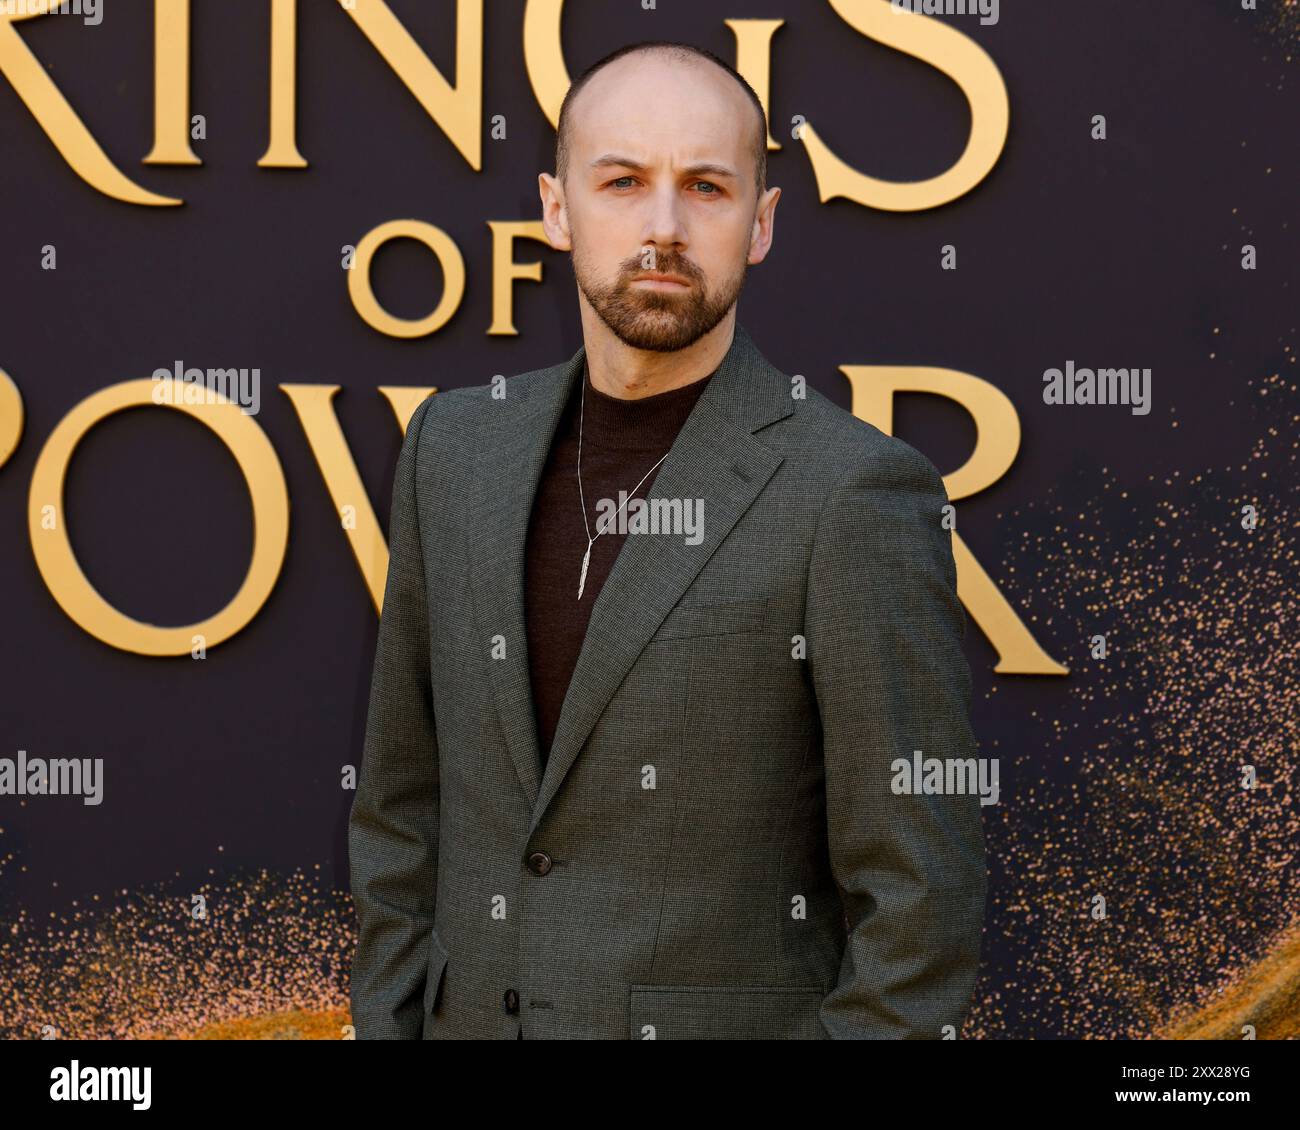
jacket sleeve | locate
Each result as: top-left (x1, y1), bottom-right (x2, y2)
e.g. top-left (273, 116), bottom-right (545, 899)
top-left (348, 394), bottom-right (440, 1040)
top-left (805, 435), bottom-right (987, 1039)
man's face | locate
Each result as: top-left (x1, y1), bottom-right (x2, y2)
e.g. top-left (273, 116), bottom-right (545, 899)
top-left (548, 55), bottom-right (776, 354)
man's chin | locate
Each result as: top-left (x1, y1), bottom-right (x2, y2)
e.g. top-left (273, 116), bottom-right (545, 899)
top-left (605, 299), bottom-right (724, 353)
top-left (612, 320), bottom-right (707, 353)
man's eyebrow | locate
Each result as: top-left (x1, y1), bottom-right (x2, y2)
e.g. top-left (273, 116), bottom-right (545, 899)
top-left (589, 154), bottom-right (739, 180)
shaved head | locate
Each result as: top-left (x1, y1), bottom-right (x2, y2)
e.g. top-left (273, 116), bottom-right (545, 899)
top-left (540, 40), bottom-right (781, 358)
top-left (556, 41), bottom-right (768, 203)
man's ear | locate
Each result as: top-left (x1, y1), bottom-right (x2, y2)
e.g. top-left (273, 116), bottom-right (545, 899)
top-left (749, 186), bottom-right (780, 264)
top-left (539, 171), bottom-right (572, 252)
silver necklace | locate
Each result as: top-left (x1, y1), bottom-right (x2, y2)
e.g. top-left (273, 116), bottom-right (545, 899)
top-left (576, 372), bottom-right (670, 600)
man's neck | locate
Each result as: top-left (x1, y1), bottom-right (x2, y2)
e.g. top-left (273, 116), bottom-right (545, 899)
top-left (580, 312), bottom-right (734, 401)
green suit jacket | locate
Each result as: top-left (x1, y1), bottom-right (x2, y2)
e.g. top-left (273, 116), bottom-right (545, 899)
top-left (348, 322), bottom-right (987, 1039)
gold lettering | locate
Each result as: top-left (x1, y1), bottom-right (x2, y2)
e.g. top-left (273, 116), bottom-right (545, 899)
top-left (347, 219), bottom-right (466, 338)
top-left (280, 384), bottom-right (435, 612)
top-left (27, 380), bottom-right (289, 656)
top-left (260, 0), bottom-right (307, 168)
top-left (0, 368), bottom-right (23, 471)
top-left (0, 3), bottom-right (179, 205)
top-left (522, 0), bottom-right (568, 128)
top-left (341, 0), bottom-right (483, 170)
top-left (725, 18), bottom-right (784, 152)
top-left (488, 221), bottom-right (548, 335)
top-left (142, 0), bottom-right (201, 166)
top-left (800, 0), bottom-right (1009, 211)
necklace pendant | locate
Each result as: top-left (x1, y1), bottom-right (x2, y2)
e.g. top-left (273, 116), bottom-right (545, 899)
top-left (577, 541), bottom-right (591, 600)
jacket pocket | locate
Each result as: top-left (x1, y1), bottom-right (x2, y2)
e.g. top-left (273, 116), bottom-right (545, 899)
top-left (653, 597), bottom-right (769, 641)
top-left (423, 931), bottom-right (449, 1014)
top-left (629, 984), bottom-right (826, 1040)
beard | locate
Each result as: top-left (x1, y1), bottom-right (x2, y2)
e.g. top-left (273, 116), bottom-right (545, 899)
top-left (573, 239), bottom-right (748, 353)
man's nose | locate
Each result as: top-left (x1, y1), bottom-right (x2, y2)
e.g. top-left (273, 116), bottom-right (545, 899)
top-left (639, 185), bottom-right (688, 253)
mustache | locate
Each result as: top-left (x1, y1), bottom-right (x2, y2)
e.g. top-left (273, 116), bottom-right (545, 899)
top-left (621, 254), bottom-right (700, 282)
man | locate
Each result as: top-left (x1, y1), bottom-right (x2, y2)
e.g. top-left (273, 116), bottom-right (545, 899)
top-left (348, 40), bottom-right (986, 1040)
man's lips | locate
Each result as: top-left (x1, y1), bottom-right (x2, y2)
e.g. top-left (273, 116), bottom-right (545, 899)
top-left (630, 272), bottom-right (691, 289)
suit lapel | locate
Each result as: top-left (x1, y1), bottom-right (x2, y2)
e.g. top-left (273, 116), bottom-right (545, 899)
top-left (529, 323), bottom-right (792, 830)
top-left (468, 346), bottom-right (584, 811)
top-left (467, 323), bottom-right (793, 822)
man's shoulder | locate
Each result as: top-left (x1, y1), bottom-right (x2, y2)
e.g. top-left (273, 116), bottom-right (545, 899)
top-left (782, 383), bottom-right (945, 497)
top-left (726, 323), bottom-right (936, 490)
top-left (425, 359), bottom-right (566, 416)
top-left (411, 355), bottom-right (573, 445)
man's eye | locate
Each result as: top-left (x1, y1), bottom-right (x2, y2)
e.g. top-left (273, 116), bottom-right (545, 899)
top-left (610, 176), bottom-right (637, 189)
top-left (693, 182), bottom-right (721, 196)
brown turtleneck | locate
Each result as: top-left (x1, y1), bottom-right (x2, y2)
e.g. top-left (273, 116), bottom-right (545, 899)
top-left (523, 359), bottom-right (715, 767)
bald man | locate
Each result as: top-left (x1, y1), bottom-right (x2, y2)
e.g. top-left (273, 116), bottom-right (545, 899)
top-left (349, 40), bottom-right (987, 1040)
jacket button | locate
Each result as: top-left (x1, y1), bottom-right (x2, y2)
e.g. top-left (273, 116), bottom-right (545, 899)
top-left (504, 989), bottom-right (519, 1014)
top-left (526, 851), bottom-right (552, 876)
